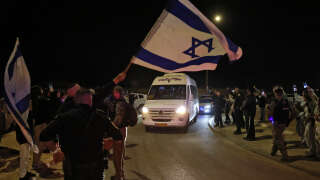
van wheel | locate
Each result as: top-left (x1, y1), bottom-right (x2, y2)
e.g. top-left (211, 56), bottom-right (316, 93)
top-left (181, 119), bottom-right (189, 133)
top-left (193, 114), bottom-right (198, 123)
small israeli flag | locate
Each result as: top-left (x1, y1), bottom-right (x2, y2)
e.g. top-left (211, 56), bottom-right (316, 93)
top-left (3, 38), bottom-right (38, 153)
top-left (132, 0), bottom-right (243, 72)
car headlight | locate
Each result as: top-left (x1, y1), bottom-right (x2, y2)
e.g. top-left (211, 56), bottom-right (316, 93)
top-left (204, 105), bottom-right (211, 109)
top-left (142, 107), bottom-right (149, 114)
top-left (176, 106), bottom-right (186, 115)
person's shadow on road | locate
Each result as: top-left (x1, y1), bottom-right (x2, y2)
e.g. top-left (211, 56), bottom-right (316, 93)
top-left (288, 155), bottom-right (320, 162)
top-left (254, 135), bottom-right (273, 141)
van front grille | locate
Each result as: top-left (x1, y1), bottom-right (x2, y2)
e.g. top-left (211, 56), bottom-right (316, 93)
top-left (149, 109), bottom-right (175, 119)
top-left (152, 119), bottom-right (171, 122)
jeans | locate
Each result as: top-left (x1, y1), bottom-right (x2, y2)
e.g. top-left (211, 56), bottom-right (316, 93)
top-left (63, 156), bottom-right (104, 180)
top-left (260, 107), bottom-right (265, 121)
top-left (215, 112), bottom-right (223, 127)
top-left (247, 113), bottom-right (256, 139)
top-left (235, 109), bottom-right (243, 133)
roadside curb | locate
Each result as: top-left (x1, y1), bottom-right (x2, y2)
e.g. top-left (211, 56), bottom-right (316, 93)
top-left (208, 123), bottom-right (320, 178)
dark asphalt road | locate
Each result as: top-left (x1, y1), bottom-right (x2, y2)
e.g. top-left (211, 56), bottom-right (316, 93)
top-left (1, 115), bottom-right (317, 180)
top-left (117, 115), bottom-right (318, 180)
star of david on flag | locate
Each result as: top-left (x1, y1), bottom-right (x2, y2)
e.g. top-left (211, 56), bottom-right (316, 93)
top-left (131, 0), bottom-right (243, 72)
top-left (183, 37), bottom-right (214, 58)
top-left (3, 38), bottom-right (39, 153)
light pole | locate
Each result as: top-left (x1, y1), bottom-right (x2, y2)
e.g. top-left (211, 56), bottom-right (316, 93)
top-left (206, 70), bottom-right (209, 93)
top-left (205, 15), bottom-right (222, 94)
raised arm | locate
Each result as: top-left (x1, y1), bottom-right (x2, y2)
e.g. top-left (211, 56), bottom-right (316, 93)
top-left (94, 72), bottom-right (127, 110)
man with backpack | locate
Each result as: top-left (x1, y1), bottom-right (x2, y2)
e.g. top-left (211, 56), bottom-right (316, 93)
top-left (40, 72), bottom-right (128, 180)
top-left (41, 88), bottom-right (124, 180)
top-left (269, 88), bottom-right (292, 161)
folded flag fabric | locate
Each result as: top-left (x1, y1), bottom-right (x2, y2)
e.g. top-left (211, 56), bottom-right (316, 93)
top-left (3, 38), bottom-right (38, 153)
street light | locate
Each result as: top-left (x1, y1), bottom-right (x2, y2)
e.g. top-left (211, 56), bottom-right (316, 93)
top-left (213, 14), bottom-right (222, 24)
top-left (214, 15), bottom-right (222, 22)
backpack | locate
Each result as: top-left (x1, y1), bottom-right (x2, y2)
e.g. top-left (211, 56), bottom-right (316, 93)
top-left (123, 102), bottom-right (138, 127)
top-left (275, 99), bottom-right (292, 126)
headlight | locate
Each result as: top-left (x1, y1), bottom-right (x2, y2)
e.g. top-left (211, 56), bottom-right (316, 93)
top-left (176, 106), bottom-right (186, 115)
top-left (204, 105), bottom-right (211, 109)
top-left (142, 107), bottom-right (149, 114)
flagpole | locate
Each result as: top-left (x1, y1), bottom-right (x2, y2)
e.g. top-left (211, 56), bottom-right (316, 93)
top-left (206, 70), bottom-right (209, 93)
top-left (124, 61), bottom-right (133, 74)
top-left (123, 57), bottom-right (136, 74)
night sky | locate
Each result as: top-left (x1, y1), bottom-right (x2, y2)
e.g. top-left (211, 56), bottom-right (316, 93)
top-left (1, 0), bottom-right (320, 92)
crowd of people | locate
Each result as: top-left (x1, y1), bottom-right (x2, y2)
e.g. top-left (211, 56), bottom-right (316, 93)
top-left (2, 78), bottom-right (320, 179)
top-left (210, 85), bottom-right (320, 161)
top-left (0, 71), bottom-right (136, 180)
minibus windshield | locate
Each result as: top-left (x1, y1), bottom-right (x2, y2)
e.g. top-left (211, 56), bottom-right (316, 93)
top-left (147, 85), bottom-right (186, 100)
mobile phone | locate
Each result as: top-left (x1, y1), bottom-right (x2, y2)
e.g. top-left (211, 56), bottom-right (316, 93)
top-left (48, 83), bottom-right (54, 92)
top-left (303, 82), bottom-right (307, 89)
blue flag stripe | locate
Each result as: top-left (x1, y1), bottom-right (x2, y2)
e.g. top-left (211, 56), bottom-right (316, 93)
top-left (3, 89), bottom-right (32, 135)
top-left (136, 47), bottom-right (221, 70)
top-left (226, 38), bottom-right (239, 53)
top-left (166, 0), bottom-right (211, 34)
top-left (16, 94), bottom-right (31, 114)
top-left (8, 45), bottom-right (22, 80)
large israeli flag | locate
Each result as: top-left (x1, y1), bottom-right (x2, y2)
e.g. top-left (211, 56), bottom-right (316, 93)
top-left (132, 0), bottom-right (243, 72)
top-left (3, 38), bottom-right (38, 153)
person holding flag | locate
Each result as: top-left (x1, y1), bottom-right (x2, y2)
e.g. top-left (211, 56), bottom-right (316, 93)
top-left (3, 38), bottom-right (38, 179)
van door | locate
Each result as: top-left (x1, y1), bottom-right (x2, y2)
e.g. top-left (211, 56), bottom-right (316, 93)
top-left (194, 86), bottom-right (199, 114)
top-left (188, 86), bottom-right (196, 121)
top-left (186, 85), bottom-right (192, 122)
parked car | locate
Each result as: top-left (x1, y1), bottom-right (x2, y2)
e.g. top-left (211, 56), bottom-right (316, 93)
top-left (199, 95), bottom-right (214, 114)
top-left (129, 93), bottom-right (147, 113)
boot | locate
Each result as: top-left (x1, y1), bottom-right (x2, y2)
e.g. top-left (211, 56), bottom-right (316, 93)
top-left (305, 151), bottom-right (316, 157)
top-left (280, 155), bottom-right (289, 162)
top-left (270, 145), bottom-right (278, 156)
top-left (19, 172), bottom-right (36, 180)
top-left (233, 130), bottom-right (241, 135)
top-left (280, 148), bottom-right (289, 162)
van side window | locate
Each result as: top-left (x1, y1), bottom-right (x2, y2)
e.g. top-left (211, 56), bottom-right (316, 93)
top-left (186, 86), bottom-right (190, 100)
top-left (190, 86), bottom-right (198, 100)
top-left (190, 86), bottom-right (195, 100)
top-left (194, 86), bottom-right (198, 99)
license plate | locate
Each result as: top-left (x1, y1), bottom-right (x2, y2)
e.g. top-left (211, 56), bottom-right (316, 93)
top-left (155, 123), bottom-right (168, 127)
